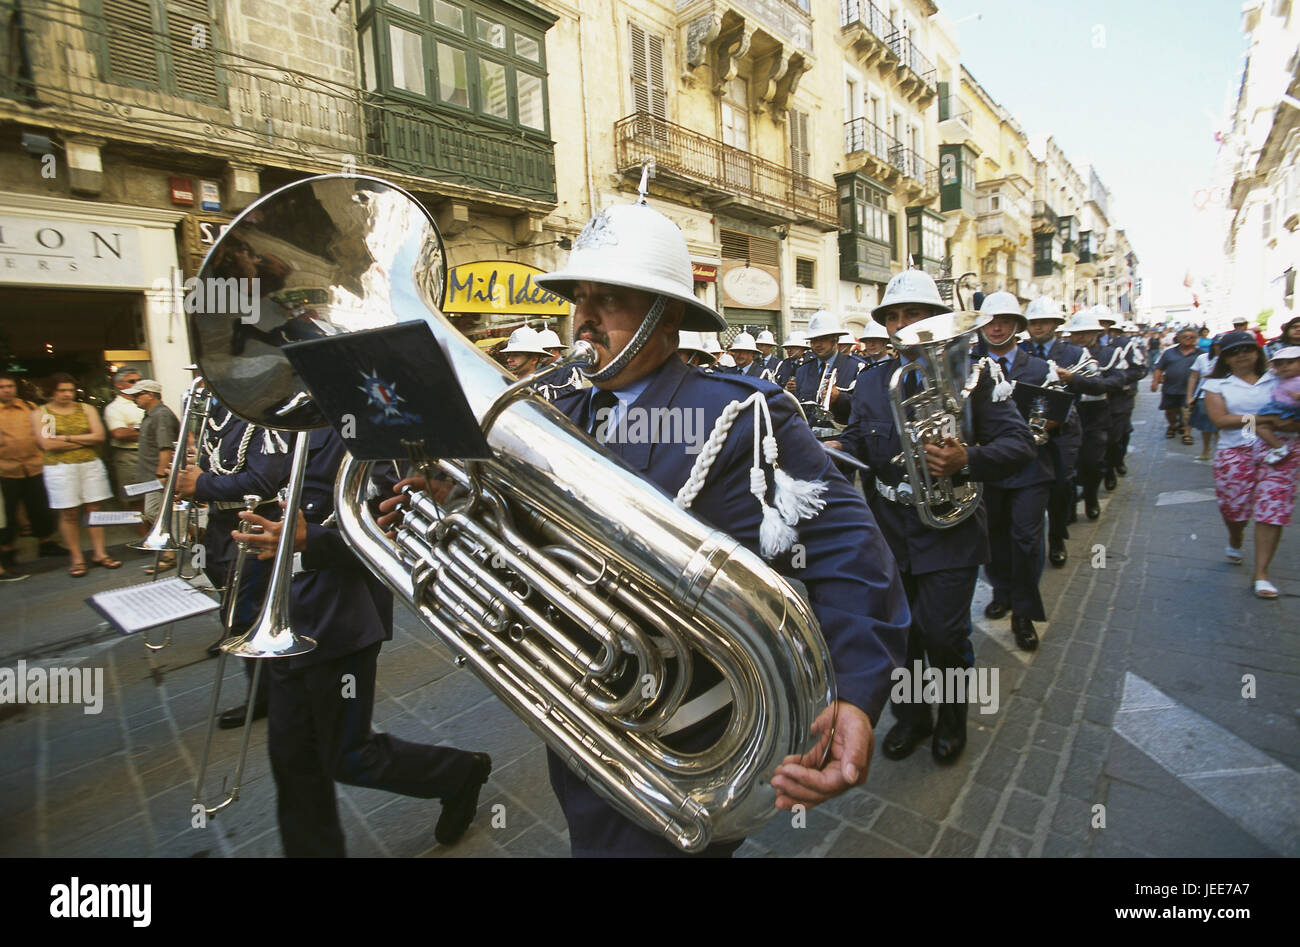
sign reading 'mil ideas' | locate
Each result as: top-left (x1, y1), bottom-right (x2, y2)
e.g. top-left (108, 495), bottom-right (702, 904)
top-left (443, 260), bottom-right (568, 316)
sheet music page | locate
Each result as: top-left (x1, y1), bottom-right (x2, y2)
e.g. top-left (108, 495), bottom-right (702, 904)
top-left (87, 511), bottom-right (144, 526)
top-left (89, 577), bottom-right (219, 635)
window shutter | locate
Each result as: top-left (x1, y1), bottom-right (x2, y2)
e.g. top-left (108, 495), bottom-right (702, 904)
top-left (166, 0), bottom-right (220, 101)
top-left (629, 22), bottom-right (649, 115)
top-left (102, 0), bottom-right (161, 86)
top-left (789, 108), bottom-right (810, 176)
top-left (629, 23), bottom-right (666, 120)
top-left (647, 32), bottom-right (666, 120)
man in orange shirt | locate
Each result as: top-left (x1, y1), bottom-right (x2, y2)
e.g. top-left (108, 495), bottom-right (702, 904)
top-left (0, 373), bottom-right (63, 576)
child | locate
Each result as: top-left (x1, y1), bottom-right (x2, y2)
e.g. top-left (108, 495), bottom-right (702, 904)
top-left (1255, 346), bottom-right (1300, 464)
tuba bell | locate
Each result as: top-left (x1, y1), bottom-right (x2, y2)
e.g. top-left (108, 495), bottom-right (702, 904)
top-left (188, 174), bottom-right (835, 852)
top-left (888, 310), bottom-right (992, 529)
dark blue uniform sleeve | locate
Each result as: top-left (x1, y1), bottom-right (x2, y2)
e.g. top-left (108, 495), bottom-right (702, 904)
top-left (194, 441), bottom-right (291, 503)
top-left (963, 380), bottom-right (1038, 483)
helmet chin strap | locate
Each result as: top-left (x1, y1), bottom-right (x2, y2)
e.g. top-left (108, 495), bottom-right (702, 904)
top-left (582, 294), bottom-right (668, 384)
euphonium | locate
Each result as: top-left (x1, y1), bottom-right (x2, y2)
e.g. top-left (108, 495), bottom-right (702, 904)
top-left (888, 310), bottom-right (992, 529)
top-left (188, 174), bottom-right (835, 852)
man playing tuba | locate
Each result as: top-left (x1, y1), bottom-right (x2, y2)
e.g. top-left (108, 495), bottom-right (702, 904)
top-left (529, 197), bottom-right (910, 857)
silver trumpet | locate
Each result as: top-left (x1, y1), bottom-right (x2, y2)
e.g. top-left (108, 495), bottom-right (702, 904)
top-left (192, 494), bottom-right (266, 816)
top-left (189, 174), bottom-right (834, 853)
top-left (889, 310), bottom-right (991, 529)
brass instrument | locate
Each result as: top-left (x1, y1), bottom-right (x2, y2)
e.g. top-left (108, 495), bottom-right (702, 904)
top-left (189, 174), bottom-right (835, 852)
top-left (192, 494), bottom-right (266, 816)
top-left (888, 310), bottom-right (991, 529)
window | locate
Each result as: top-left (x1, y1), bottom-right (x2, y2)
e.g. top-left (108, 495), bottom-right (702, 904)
top-left (360, 0), bottom-right (549, 132)
top-left (790, 109), bottom-right (810, 177)
top-left (629, 22), bottom-right (667, 121)
top-left (1034, 232), bottom-right (1054, 262)
top-left (990, 194), bottom-right (1001, 212)
top-left (1262, 201), bottom-right (1274, 238)
top-left (796, 258), bottom-right (815, 289)
top-left (721, 76), bottom-right (748, 150)
top-left (90, 0), bottom-right (223, 103)
top-left (906, 207), bottom-right (943, 266)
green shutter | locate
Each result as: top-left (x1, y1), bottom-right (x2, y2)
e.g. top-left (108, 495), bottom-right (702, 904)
top-left (939, 143), bottom-right (962, 212)
top-left (165, 0), bottom-right (221, 101)
top-left (102, 0), bottom-right (162, 87)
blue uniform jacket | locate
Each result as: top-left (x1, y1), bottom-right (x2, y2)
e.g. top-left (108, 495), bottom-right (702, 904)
top-left (838, 357), bottom-right (1037, 575)
top-left (734, 359), bottom-right (766, 379)
top-left (553, 355), bottom-right (910, 724)
top-left (774, 354), bottom-right (807, 389)
top-left (793, 353), bottom-right (863, 425)
top-left (287, 428), bottom-right (394, 670)
top-left (985, 349), bottom-right (1057, 489)
top-left (195, 409), bottom-right (291, 568)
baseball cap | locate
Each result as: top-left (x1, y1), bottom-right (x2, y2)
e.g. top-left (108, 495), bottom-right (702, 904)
top-left (1269, 345), bottom-right (1300, 360)
top-left (1217, 331), bottom-right (1258, 353)
top-left (122, 379), bottom-right (162, 395)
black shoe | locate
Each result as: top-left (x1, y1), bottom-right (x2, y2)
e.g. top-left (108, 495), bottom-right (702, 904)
top-left (38, 540), bottom-right (67, 558)
top-left (217, 702), bottom-right (268, 730)
top-left (1085, 500), bottom-right (1101, 520)
top-left (0, 569), bottom-right (29, 584)
top-left (436, 753), bottom-right (492, 845)
top-left (1049, 538), bottom-right (1067, 567)
top-left (1115, 461), bottom-right (1127, 476)
top-left (983, 599), bottom-right (1010, 620)
top-left (1011, 615), bottom-right (1039, 651)
top-left (1103, 470), bottom-right (1118, 491)
top-left (881, 712), bottom-right (934, 761)
top-left (932, 703), bottom-right (968, 764)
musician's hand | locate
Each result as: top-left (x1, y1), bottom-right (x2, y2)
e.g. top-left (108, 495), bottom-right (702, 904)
top-left (1149, 380), bottom-right (1159, 392)
top-left (924, 437), bottom-right (968, 477)
top-left (174, 464), bottom-right (201, 499)
top-left (828, 386), bottom-right (840, 404)
top-left (234, 508), bottom-right (307, 560)
top-left (771, 701), bottom-right (873, 810)
top-left (1056, 368), bottom-right (1074, 384)
top-left (784, 378), bottom-right (797, 392)
top-left (823, 440), bottom-right (843, 451)
top-left (376, 476), bottom-right (454, 535)
top-left (1044, 419), bottom-right (1060, 433)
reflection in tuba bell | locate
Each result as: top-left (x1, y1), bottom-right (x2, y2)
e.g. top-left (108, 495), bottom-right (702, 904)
top-left (188, 175), bottom-right (835, 852)
top-left (888, 310), bottom-right (992, 529)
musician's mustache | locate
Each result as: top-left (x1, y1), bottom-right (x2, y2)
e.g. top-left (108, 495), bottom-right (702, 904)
top-left (576, 322), bottom-right (611, 350)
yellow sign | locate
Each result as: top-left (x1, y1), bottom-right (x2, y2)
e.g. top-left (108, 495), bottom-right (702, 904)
top-left (444, 261), bottom-right (568, 316)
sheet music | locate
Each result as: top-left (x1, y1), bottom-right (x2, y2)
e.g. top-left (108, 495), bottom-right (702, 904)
top-left (89, 577), bottom-right (219, 635)
top-left (87, 511), bottom-right (144, 526)
top-left (124, 479), bottom-right (164, 497)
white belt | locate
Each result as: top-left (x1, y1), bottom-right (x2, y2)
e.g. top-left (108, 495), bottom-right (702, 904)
top-left (290, 551), bottom-right (314, 576)
top-left (1079, 393), bottom-right (1107, 402)
top-left (874, 477), bottom-right (915, 505)
top-left (658, 682), bottom-right (733, 737)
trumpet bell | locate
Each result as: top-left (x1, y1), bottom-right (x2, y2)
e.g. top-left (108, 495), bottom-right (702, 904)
top-left (221, 622), bottom-right (317, 658)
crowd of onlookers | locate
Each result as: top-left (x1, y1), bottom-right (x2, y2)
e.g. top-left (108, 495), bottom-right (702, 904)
top-left (0, 368), bottom-right (179, 582)
top-left (1149, 314), bottom-right (1300, 599)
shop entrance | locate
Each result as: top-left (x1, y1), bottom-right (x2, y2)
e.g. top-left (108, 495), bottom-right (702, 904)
top-left (0, 287), bottom-right (145, 403)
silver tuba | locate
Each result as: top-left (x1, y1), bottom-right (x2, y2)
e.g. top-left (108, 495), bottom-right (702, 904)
top-left (888, 310), bottom-right (992, 529)
top-left (188, 175), bottom-right (835, 853)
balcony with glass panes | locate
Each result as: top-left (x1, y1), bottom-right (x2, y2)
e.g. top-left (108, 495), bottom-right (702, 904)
top-left (836, 171), bottom-right (893, 283)
top-left (906, 206), bottom-right (945, 277)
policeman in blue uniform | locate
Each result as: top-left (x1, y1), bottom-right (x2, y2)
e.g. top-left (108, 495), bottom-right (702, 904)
top-left (774, 331), bottom-right (809, 389)
top-left (1101, 318), bottom-right (1148, 487)
top-left (832, 271), bottom-right (1036, 764)
top-left (754, 329), bottom-right (783, 378)
top-left (727, 331), bottom-right (767, 378)
top-left (975, 293), bottom-right (1062, 650)
top-left (1062, 308), bottom-right (1129, 521)
top-left (791, 311), bottom-right (865, 426)
top-left (534, 197), bottom-right (911, 857)
top-left (176, 399), bottom-right (288, 724)
top-left (857, 320), bottom-right (892, 369)
top-left (233, 428), bottom-right (491, 856)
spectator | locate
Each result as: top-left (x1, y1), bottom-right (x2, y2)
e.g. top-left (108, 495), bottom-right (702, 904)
top-left (1253, 346), bottom-right (1300, 464)
top-left (1266, 315), bottom-right (1300, 358)
top-left (124, 379), bottom-right (179, 573)
top-left (1186, 341), bottom-right (1220, 461)
top-left (102, 367), bottom-right (147, 536)
top-left (1151, 328), bottom-right (1201, 443)
top-left (0, 498), bottom-right (26, 583)
top-left (1197, 326), bottom-right (1213, 353)
top-left (1, 372), bottom-right (64, 573)
top-left (1232, 316), bottom-right (1267, 349)
top-left (31, 373), bottom-right (119, 577)
top-left (1202, 331), bottom-right (1300, 600)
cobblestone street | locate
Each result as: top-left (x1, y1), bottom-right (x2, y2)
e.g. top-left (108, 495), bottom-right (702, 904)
top-left (1, 389), bottom-right (1296, 858)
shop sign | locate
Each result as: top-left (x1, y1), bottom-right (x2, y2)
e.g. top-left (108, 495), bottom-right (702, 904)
top-left (692, 262), bottom-right (718, 283)
top-left (199, 180), bottom-right (221, 212)
top-left (720, 262), bottom-right (780, 310)
top-left (444, 261), bottom-right (568, 316)
top-left (0, 214), bottom-right (143, 287)
top-left (170, 177), bottom-right (194, 205)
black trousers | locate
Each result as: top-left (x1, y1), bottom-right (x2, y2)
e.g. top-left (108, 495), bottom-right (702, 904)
top-left (890, 566), bottom-right (979, 726)
top-left (983, 483), bottom-right (1050, 621)
top-left (1047, 479), bottom-right (1074, 543)
top-left (1105, 398), bottom-right (1134, 471)
top-left (268, 641), bottom-right (477, 857)
top-left (1076, 402), bottom-right (1111, 502)
top-left (0, 473), bottom-right (55, 545)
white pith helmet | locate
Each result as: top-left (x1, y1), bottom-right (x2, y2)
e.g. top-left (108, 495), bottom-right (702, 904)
top-left (1091, 305), bottom-right (1117, 326)
top-left (1024, 296), bottom-right (1066, 323)
top-left (678, 330), bottom-right (710, 355)
top-left (838, 332), bottom-right (857, 346)
top-left (783, 330), bottom-right (808, 349)
top-left (500, 326), bottom-right (550, 356)
top-left (979, 290), bottom-right (1027, 331)
top-left (701, 333), bottom-right (722, 355)
top-left (717, 352), bottom-right (737, 368)
top-left (755, 329), bottom-right (777, 346)
top-left (858, 321), bottom-right (890, 341)
top-left (534, 203), bottom-right (726, 332)
top-left (871, 269), bottom-right (951, 322)
top-left (805, 310), bottom-right (844, 340)
top-left (1063, 310), bottom-right (1106, 334)
top-left (729, 331), bottom-right (761, 353)
top-left (535, 327), bottom-right (567, 351)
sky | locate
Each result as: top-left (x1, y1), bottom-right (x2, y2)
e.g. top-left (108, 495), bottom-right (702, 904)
top-left (936, 0), bottom-right (1247, 309)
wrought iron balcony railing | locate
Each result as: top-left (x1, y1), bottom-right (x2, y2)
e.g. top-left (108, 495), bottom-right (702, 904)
top-left (839, 0), bottom-right (895, 41)
top-left (938, 95), bottom-right (971, 127)
top-left (615, 112), bottom-right (836, 229)
top-left (887, 33), bottom-right (937, 93)
top-left (0, 1), bottom-right (556, 203)
top-left (843, 116), bottom-right (901, 167)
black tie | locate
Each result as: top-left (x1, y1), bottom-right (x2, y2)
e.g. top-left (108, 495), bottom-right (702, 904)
top-left (589, 389), bottom-right (617, 436)
top-left (903, 369), bottom-right (919, 398)
top-left (998, 356), bottom-right (1009, 375)
top-left (1036, 344), bottom-right (1046, 358)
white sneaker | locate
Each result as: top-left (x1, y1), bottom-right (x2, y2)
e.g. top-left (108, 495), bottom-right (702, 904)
top-left (1225, 545), bottom-right (1244, 564)
top-left (1263, 445), bottom-right (1289, 465)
